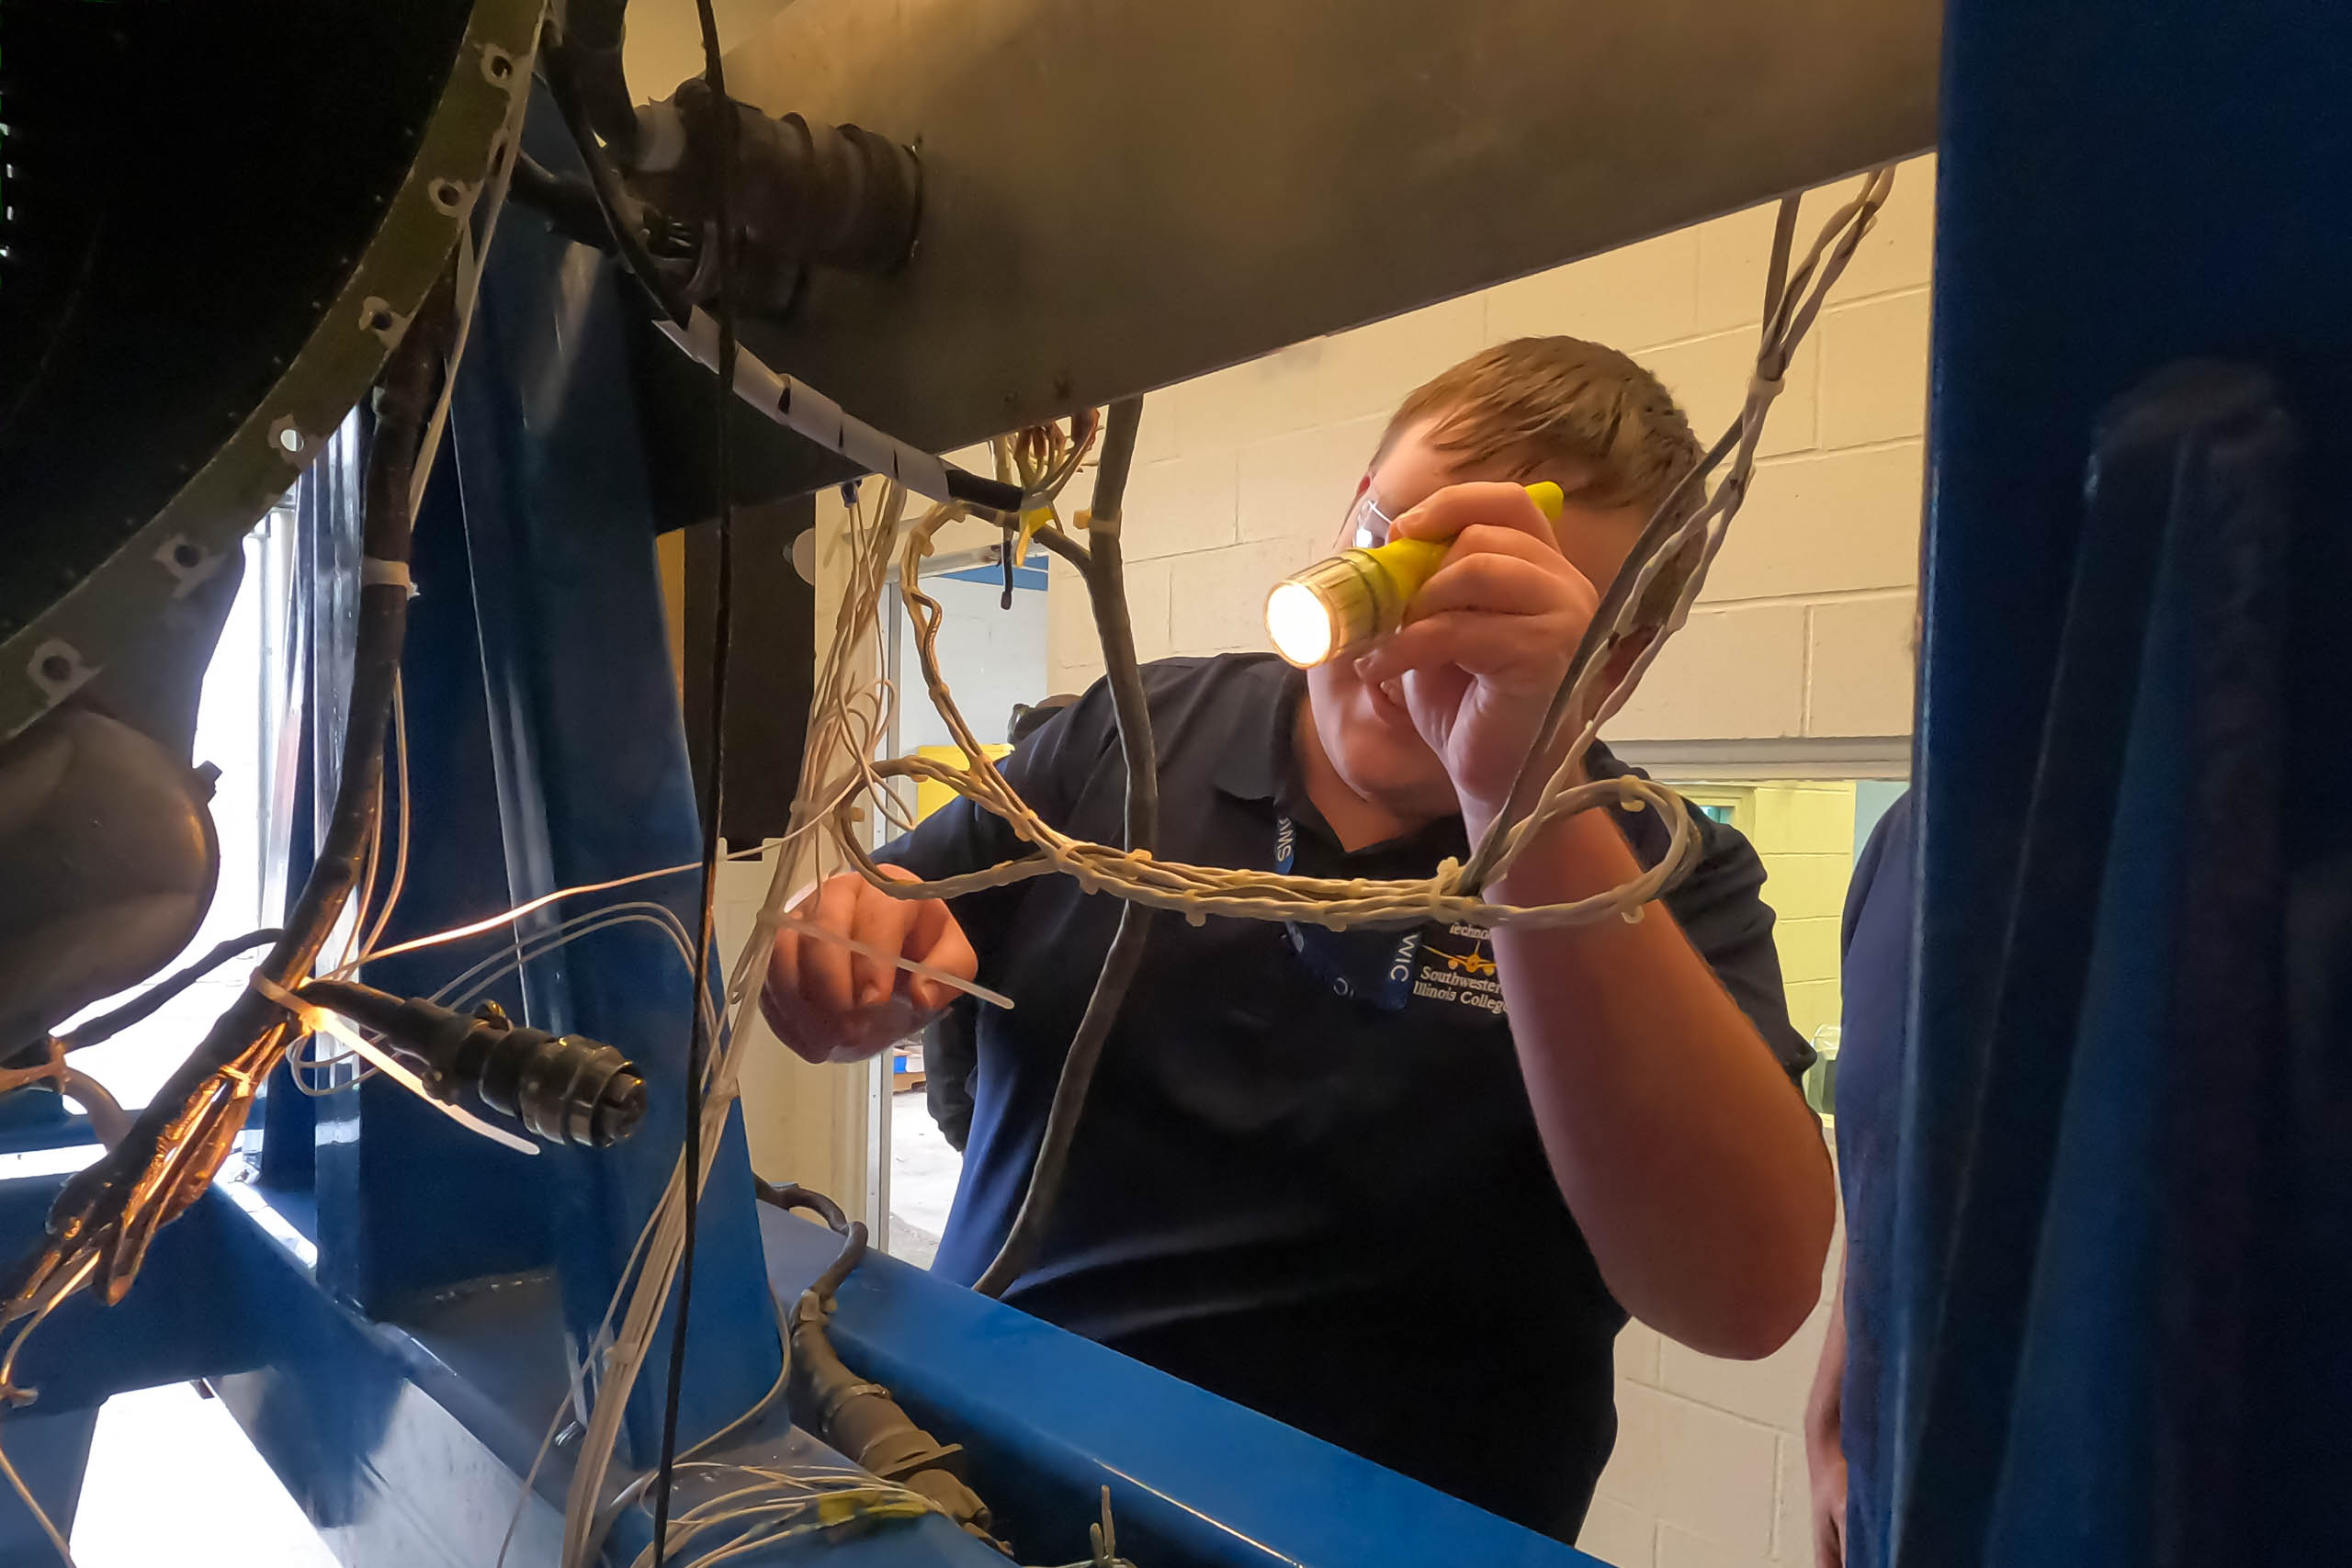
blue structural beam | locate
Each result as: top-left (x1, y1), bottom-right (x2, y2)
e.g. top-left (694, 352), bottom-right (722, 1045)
top-left (431, 93), bottom-right (783, 1464)
top-left (0, 1408), bottom-right (96, 1562)
top-left (0, 1095), bottom-right (90, 1158)
top-left (765, 1212), bottom-right (1591, 1568)
top-left (310, 431), bottom-right (559, 1312)
top-left (2, 1178), bottom-right (278, 1411)
top-left (1894, 1), bottom-right (2352, 1565)
top-left (0, 1162), bottom-right (1577, 1567)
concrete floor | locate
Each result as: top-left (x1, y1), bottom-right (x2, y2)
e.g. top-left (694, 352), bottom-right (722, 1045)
top-left (886, 1089), bottom-right (965, 1270)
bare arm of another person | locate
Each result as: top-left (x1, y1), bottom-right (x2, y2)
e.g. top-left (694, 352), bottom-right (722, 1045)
top-left (1807, 1268), bottom-right (1849, 1567)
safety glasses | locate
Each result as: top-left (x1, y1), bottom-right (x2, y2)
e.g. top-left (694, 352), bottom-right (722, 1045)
top-left (1344, 487), bottom-right (1398, 549)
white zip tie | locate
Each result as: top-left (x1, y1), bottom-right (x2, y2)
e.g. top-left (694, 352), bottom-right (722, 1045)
top-left (751, 904), bottom-right (1014, 1010)
top-left (250, 974), bottom-right (538, 1156)
top-left (361, 557), bottom-right (417, 594)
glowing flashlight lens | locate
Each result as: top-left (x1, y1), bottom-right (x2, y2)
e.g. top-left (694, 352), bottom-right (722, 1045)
top-left (1265, 581), bottom-right (1337, 668)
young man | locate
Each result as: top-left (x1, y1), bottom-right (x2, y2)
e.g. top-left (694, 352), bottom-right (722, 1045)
top-left (764, 338), bottom-right (1835, 1541)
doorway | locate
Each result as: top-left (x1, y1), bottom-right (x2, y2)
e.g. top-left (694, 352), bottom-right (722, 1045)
top-left (878, 542), bottom-right (1050, 1267)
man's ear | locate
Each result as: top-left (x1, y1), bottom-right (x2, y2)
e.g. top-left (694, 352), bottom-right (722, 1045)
top-left (1565, 501), bottom-right (1652, 593)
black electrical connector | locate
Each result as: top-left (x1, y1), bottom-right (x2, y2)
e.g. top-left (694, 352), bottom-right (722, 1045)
top-left (295, 980), bottom-right (647, 1148)
top-left (752, 1180), bottom-right (1003, 1548)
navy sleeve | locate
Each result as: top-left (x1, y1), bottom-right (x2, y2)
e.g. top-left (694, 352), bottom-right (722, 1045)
top-left (875, 674), bottom-right (1123, 956)
top-left (1842, 791), bottom-right (1912, 959)
top-left (1657, 806), bottom-right (1820, 1090)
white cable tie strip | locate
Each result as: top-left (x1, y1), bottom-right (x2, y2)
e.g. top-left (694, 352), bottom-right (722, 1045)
top-left (318, 1020), bottom-right (538, 1154)
top-left (362, 557), bottom-right (417, 595)
top-left (776, 374), bottom-right (956, 506)
top-left (1747, 370), bottom-right (1785, 404)
top-left (660, 314), bottom-right (957, 505)
top-left (250, 975), bottom-right (538, 1156)
top-left (748, 906), bottom-right (1014, 1010)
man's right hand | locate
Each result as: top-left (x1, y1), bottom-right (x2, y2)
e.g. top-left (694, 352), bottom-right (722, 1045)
top-left (761, 865), bottom-right (978, 1065)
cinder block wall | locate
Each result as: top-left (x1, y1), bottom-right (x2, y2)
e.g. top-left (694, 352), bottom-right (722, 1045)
top-left (1038, 158), bottom-right (1935, 1568)
top-left (1677, 782), bottom-right (1861, 1044)
top-left (1046, 157), bottom-right (1931, 759)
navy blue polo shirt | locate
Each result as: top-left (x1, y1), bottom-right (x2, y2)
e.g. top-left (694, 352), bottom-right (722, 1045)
top-left (886, 654), bottom-right (1814, 1540)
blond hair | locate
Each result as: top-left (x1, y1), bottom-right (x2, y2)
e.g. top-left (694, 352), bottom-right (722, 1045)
top-left (1381, 337), bottom-right (1702, 526)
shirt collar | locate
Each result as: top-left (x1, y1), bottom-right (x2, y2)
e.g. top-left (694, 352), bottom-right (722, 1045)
top-left (1213, 656), bottom-right (1306, 804)
top-left (1211, 654), bottom-right (1637, 858)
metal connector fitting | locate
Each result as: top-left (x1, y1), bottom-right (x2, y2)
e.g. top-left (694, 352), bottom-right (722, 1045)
top-left (293, 984), bottom-right (648, 1149)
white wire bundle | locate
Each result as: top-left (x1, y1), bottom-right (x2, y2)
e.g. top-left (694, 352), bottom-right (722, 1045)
top-left (615, 1461), bottom-right (939, 1568)
top-left (552, 479), bottom-right (929, 1566)
top-left (808, 170), bottom-right (1899, 938)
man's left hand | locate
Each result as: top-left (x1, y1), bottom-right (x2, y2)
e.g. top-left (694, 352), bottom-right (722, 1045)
top-left (1351, 481), bottom-right (1599, 835)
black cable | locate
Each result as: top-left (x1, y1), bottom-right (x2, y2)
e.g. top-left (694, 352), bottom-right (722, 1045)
top-left (543, 44), bottom-right (690, 326)
top-left (753, 1179), bottom-right (848, 1234)
top-left (510, 150), bottom-right (626, 254)
top-left (649, 6), bottom-right (738, 1563)
top-left (972, 399), bottom-right (1154, 1298)
top-left (33, 929), bottom-right (284, 1058)
top-left (752, 1179), bottom-right (868, 1297)
top-left (7, 277), bottom-right (452, 1303)
top-left (559, 0), bottom-right (640, 164)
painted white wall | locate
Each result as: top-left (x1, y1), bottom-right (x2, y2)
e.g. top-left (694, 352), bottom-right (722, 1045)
top-left (621, 0), bottom-right (800, 103)
top-left (894, 572), bottom-right (1050, 754)
top-left (1045, 157), bottom-right (1935, 761)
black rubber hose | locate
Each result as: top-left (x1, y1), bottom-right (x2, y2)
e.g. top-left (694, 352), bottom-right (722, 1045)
top-left (753, 1180), bottom-right (867, 1298)
top-left (971, 398), bottom-right (1154, 1299)
top-left (285, 976), bottom-right (404, 1033)
top-left (509, 151), bottom-right (625, 253)
top-left (559, 0), bottom-right (640, 164)
top-left (543, 44), bottom-right (691, 325)
top-left (754, 1179), bottom-right (849, 1234)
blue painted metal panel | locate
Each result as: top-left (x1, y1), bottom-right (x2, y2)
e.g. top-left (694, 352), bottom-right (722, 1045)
top-left (763, 1209), bottom-right (1595, 1568)
top-left (0, 1407), bottom-right (96, 1562)
top-left (312, 432), bottom-right (556, 1310)
top-left (434, 98), bottom-right (783, 1465)
top-left (3, 1179), bottom-right (276, 1411)
top-left (1897, 1), bottom-right (2352, 1564)
top-left (0, 1096), bottom-right (88, 1158)
top-left (9, 1159), bottom-right (1565, 1568)
top-left (0, 1168), bottom-right (1006, 1568)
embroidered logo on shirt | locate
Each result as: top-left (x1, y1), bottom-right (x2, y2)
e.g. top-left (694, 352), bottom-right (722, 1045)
top-left (1411, 922), bottom-right (1508, 1018)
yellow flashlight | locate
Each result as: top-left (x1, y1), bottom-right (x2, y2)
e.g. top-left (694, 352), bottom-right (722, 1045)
top-left (1265, 480), bottom-right (1566, 668)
